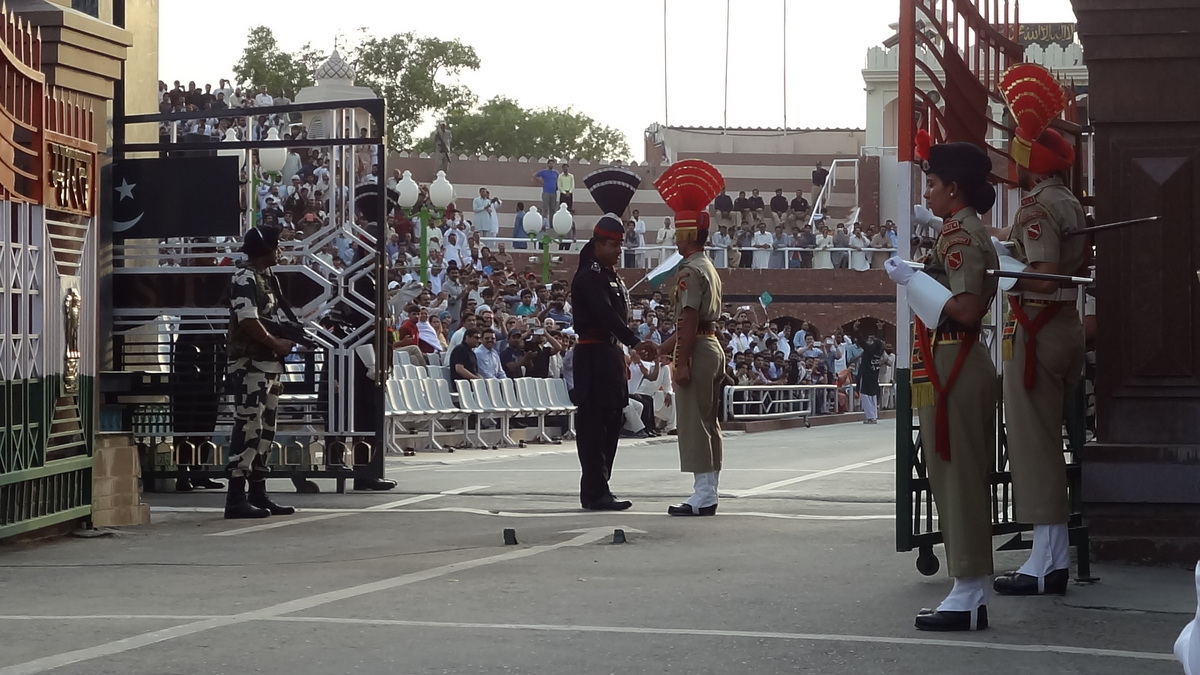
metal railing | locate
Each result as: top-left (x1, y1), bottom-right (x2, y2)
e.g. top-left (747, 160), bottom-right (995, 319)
top-left (809, 158), bottom-right (860, 225)
top-left (723, 382), bottom-right (897, 424)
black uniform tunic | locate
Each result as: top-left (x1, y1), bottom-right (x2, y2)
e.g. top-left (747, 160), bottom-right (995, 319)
top-left (570, 245), bottom-right (640, 506)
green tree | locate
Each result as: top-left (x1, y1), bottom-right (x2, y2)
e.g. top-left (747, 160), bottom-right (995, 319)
top-left (430, 96), bottom-right (632, 161)
top-left (232, 26), bottom-right (325, 100)
top-left (350, 31), bottom-right (481, 150)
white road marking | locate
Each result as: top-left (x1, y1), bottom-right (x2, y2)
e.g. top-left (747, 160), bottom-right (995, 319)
top-left (205, 485), bottom-right (488, 537)
top-left (0, 526), bottom-right (620, 675)
top-left (0, 614), bottom-right (1170, 662)
top-left (732, 455), bottom-right (895, 497)
top-left (270, 616), bottom-right (1175, 662)
top-left (157, 505), bottom-right (895, 521)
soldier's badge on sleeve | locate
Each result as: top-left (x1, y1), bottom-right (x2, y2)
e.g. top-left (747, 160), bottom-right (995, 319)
top-left (946, 249), bottom-right (964, 270)
top-left (678, 272), bottom-right (689, 291)
top-left (1027, 222), bottom-right (1042, 240)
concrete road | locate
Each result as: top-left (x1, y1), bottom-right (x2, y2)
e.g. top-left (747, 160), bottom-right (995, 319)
top-left (0, 421), bottom-right (1187, 674)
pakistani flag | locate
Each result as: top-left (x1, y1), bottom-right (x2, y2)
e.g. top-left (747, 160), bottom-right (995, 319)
top-left (760, 291), bottom-right (773, 310)
top-left (647, 252), bottom-right (684, 288)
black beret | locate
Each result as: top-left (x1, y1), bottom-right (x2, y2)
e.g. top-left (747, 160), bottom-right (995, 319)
top-left (242, 226), bottom-right (281, 257)
top-left (921, 142), bottom-right (991, 186)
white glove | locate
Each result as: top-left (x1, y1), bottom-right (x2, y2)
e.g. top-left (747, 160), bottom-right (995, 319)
top-left (914, 204), bottom-right (935, 228)
top-left (885, 256), bottom-right (917, 285)
top-left (997, 255), bottom-right (1026, 293)
top-left (991, 236), bottom-right (1015, 259)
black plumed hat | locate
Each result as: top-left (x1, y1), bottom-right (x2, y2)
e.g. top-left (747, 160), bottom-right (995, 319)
top-left (584, 167), bottom-right (641, 241)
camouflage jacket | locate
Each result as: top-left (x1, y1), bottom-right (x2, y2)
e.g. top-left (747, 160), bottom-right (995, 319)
top-left (228, 260), bottom-right (286, 372)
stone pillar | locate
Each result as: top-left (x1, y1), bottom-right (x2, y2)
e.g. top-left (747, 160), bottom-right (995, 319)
top-left (1073, 0), bottom-right (1200, 564)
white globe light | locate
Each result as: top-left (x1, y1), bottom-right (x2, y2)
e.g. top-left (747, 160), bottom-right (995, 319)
top-left (429, 170), bottom-right (455, 208)
top-left (525, 206), bottom-right (542, 234)
top-left (396, 170), bottom-right (419, 209)
top-left (258, 127), bottom-right (288, 174)
top-left (218, 128), bottom-right (246, 171)
top-left (551, 203), bottom-right (573, 236)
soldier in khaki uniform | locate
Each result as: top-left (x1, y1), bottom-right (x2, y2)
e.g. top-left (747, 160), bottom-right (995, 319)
top-left (993, 63), bottom-right (1087, 596)
top-left (885, 136), bottom-right (999, 632)
top-left (654, 160), bottom-right (727, 516)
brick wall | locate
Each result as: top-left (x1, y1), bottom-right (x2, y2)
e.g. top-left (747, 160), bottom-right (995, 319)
top-left (614, 268), bottom-right (897, 341)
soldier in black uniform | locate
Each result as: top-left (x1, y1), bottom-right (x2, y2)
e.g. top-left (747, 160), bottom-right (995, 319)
top-left (571, 168), bottom-right (643, 511)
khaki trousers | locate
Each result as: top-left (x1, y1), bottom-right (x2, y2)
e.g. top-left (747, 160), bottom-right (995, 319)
top-left (919, 340), bottom-right (997, 578)
top-left (676, 336), bottom-right (726, 474)
top-left (1003, 305), bottom-right (1085, 524)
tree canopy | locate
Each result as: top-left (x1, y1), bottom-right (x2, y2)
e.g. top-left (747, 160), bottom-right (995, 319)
top-left (231, 26), bottom-right (325, 100)
top-left (229, 27), bottom-right (630, 158)
top-left (429, 96), bottom-right (632, 161)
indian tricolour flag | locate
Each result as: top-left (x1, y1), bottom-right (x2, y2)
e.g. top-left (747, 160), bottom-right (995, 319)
top-left (647, 253), bottom-right (684, 288)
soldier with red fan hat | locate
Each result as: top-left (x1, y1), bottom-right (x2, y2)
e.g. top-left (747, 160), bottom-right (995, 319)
top-left (654, 160), bottom-right (727, 516)
top-left (991, 63), bottom-right (1087, 597)
top-left (569, 167), bottom-right (643, 511)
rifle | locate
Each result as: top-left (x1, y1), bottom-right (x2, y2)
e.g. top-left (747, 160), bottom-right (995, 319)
top-left (261, 317), bottom-right (320, 350)
top-left (265, 273), bottom-right (320, 350)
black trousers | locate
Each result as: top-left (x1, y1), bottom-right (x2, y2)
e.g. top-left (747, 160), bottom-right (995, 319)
top-left (575, 405), bottom-right (622, 506)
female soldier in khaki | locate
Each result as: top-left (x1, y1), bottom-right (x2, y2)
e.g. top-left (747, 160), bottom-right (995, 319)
top-left (885, 137), bottom-right (1000, 631)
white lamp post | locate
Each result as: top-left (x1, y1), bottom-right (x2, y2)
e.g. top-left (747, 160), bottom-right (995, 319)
top-left (258, 127), bottom-right (288, 175)
top-left (551, 203), bottom-right (573, 236)
top-left (218, 128), bottom-right (246, 170)
top-left (428, 170), bottom-right (455, 208)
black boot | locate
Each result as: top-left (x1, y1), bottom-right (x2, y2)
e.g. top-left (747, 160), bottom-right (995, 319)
top-left (353, 478), bottom-right (398, 491)
top-left (192, 477), bottom-right (225, 489)
top-left (248, 479), bottom-right (296, 515)
top-left (224, 477), bottom-right (270, 519)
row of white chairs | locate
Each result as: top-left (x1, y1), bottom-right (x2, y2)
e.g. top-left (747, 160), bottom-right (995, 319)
top-left (384, 376), bottom-right (576, 452)
top-left (394, 350), bottom-right (443, 368)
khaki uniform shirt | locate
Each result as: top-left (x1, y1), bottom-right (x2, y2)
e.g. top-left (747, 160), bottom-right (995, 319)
top-left (673, 251), bottom-right (722, 324)
top-left (925, 207), bottom-right (999, 313)
top-left (1010, 177), bottom-right (1087, 300)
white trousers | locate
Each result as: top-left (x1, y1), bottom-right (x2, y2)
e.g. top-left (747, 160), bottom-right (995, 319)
top-left (686, 471), bottom-right (720, 508)
top-left (861, 394), bottom-right (878, 421)
top-left (622, 398), bottom-right (645, 432)
top-left (653, 391), bottom-right (676, 431)
top-left (938, 575), bottom-right (990, 612)
top-left (1017, 523), bottom-right (1070, 578)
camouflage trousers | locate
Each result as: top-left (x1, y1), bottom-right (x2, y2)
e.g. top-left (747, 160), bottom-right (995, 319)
top-left (227, 367), bottom-right (282, 479)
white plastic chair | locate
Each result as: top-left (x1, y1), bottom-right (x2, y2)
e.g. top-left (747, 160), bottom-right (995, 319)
top-left (546, 378), bottom-right (577, 439)
top-left (399, 379), bottom-right (447, 452)
top-left (454, 379), bottom-right (491, 448)
top-left (515, 378), bottom-right (553, 443)
top-left (393, 349), bottom-right (412, 368)
top-left (475, 379), bottom-right (517, 447)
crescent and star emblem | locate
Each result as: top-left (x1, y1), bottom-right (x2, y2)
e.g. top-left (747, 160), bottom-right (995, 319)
top-left (113, 178), bottom-right (144, 232)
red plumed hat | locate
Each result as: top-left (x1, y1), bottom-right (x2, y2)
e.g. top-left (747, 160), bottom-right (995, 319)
top-left (999, 63), bottom-right (1074, 174)
top-left (653, 159), bottom-right (724, 239)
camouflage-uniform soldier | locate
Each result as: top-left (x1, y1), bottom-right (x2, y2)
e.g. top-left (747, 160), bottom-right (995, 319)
top-left (886, 136), bottom-right (999, 632)
top-left (224, 226), bottom-right (296, 519)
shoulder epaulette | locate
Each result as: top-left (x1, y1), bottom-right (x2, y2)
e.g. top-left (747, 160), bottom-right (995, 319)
top-left (1021, 195), bottom-right (1038, 208)
top-left (940, 219), bottom-right (962, 236)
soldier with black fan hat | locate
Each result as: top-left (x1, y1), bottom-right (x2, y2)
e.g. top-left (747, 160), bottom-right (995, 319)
top-left (570, 167), bottom-right (643, 511)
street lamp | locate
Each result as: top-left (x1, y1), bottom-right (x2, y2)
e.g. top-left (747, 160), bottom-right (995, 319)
top-left (395, 170), bottom-right (454, 284)
top-left (549, 204), bottom-right (574, 282)
top-left (218, 128), bottom-right (246, 170)
top-left (259, 127), bottom-right (288, 175)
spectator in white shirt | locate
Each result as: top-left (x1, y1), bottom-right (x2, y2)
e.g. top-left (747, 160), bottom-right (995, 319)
top-left (472, 187), bottom-right (500, 238)
top-left (848, 225), bottom-right (871, 271)
top-left (254, 86), bottom-right (274, 108)
top-left (632, 209), bottom-right (648, 266)
top-left (751, 222), bottom-right (774, 269)
top-left (709, 225), bottom-right (731, 268)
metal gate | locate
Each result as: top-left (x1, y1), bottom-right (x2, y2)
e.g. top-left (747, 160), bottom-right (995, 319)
top-left (0, 13), bottom-right (101, 539)
top-left (106, 97), bottom-right (391, 492)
